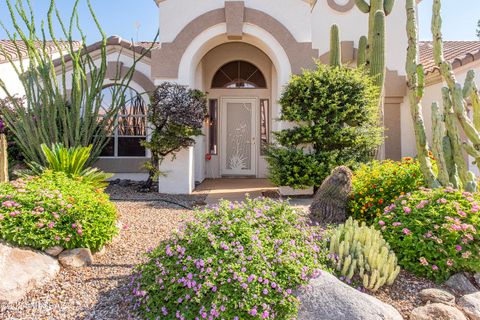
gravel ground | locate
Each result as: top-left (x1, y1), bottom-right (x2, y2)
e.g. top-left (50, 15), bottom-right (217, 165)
top-left (1, 198), bottom-right (197, 320)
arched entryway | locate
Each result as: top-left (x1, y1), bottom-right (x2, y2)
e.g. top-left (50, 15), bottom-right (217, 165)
top-left (200, 42), bottom-right (274, 179)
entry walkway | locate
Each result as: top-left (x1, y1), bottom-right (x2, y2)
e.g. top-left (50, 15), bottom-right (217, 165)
top-left (193, 179), bottom-right (313, 211)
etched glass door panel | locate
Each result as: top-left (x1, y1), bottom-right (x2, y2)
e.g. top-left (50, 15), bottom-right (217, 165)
top-left (221, 99), bottom-right (257, 176)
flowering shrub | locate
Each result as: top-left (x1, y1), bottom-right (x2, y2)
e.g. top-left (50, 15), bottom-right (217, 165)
top-left (375, 187), bottom-right (480, 282)
top-left (0, 171), bottom-right (118, 251)
top-left (130, 198), bottom-right (326, 320)
top-left (349, 158), bottom-right (425, 223)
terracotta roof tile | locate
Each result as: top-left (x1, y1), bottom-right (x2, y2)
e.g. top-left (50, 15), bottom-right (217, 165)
top-left (420, 40), bottom-right (480, 76)
top-left (0, 40), bottom-right (82, 64)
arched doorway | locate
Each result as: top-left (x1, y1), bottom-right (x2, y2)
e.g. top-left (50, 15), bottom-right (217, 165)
top-left (200, 42), bottom-right (273, 178)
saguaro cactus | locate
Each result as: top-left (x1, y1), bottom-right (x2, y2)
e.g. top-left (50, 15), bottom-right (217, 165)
top-left (405, 0), bottom-right (440, 189)
top-left (357, 36), bottom-right (368, 67)
top-left (0, 133), bottom-right (8, 183)
top-left (370, 11), bottom-right (386, 88)
top-left (329, 24), bottom-right (342, 67)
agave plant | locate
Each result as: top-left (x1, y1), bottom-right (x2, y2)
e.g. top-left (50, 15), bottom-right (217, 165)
top-left (31, 144), bottom-right (112, 188)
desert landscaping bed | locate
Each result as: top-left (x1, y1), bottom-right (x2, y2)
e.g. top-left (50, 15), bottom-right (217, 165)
top-left (0, 199), bottom-right (196, 320)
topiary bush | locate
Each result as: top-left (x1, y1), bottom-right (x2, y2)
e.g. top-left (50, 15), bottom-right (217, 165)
top-left (266, 63), bottom-right (383, 189)
top-left (0, 171), bottom-right (118, 251)
top-left (375, 187), bottom-right (480, 282)
top-left (329, 218), bottom-right (400, 292)
top-left (130, 198), bottom-right (327, 320)
top-left (349, 158), bottom-right (425, 223)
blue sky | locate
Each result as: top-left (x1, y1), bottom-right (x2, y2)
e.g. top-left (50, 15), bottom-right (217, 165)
top-left (0, 0), bottom-right (478, 42)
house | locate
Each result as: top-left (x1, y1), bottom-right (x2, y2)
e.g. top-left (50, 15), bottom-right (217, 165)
top-left (1, 0), bottom-right (479, 194)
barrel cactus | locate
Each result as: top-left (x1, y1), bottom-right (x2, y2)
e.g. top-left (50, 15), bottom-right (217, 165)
top-left (329, 218), bottom-right (400, 292)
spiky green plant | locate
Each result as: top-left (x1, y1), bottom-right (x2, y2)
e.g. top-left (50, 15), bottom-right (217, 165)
top-left (329, 218), bottom-right (400, 292)
top-left (31, 144), bottom-right (112, 188)
top-left (329, 24), bottom-right (341, 67)
top-left (0, 0), bottom-right (156, 167)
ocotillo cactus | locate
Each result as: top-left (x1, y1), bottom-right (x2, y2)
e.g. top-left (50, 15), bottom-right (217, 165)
top-left (329, 24), bottom-right (342, 67)
top-left (405, 0), bottom-right (440, 189)
top-left (0, 119), bottom-right (8, 182)
top-left (357, 36), bottom-right (368, 67)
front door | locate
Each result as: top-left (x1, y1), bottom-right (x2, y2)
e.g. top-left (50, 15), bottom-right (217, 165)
top-left (220, 98), bottom-right (258, 176)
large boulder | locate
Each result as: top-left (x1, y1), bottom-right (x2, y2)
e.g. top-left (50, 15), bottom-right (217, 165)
top-left (296, 271), bottom-right (403, 320)
top-left (58, 248), bottom-right (93, 268)
top-left (419, 288), bottom-right (456, 306)
top-left (410, 303), bottom-right (467, 320)
top-left (475, 273), bottom-right (480, 287)
top-left (310, 166), bottom-right (353, 225)
top-left (0, 242), bottom-right (60, 303)
top-left (458, 292), bottom-right (480, 320)
top-left (445, 273), bottom-right (478, 295)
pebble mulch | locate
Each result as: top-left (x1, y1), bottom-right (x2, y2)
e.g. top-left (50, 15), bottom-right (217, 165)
top-left (0, 198), bottom-right (196, 320)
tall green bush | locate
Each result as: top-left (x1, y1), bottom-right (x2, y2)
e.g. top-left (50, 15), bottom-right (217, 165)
top-left (267, 64), bottom-right (383, 188)
top-left (0, 0), bottom-right (156, 167)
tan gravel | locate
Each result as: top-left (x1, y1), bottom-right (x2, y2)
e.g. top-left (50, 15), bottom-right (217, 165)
top-left (0, 200), bottom-right (195, 320)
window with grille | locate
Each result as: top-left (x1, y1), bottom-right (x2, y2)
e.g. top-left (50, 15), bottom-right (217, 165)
top-left (99, 85), bottom-right (147, 157)
top-left (211, 61), bottom-right (267, 89)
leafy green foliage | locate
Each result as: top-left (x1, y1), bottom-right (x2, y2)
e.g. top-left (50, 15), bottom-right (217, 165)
top-left (130, 198), bottom-right (327, 320)
top-left (0, 0), bottom-right (156, 167)
top-left (142, 83), bottom-right (207, 187)
top-left (0, 171), bottom-right (118, 251)
top-left (349, 158), bottom-right (425, 223)
top-left (375, 187), bottom-right (480, 282)
top-left (267, 64), bottom-right (383, 188)
top-left (31, 144), bottom-right (112, 188)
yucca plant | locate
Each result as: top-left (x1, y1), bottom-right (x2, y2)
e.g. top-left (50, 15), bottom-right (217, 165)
top-left (31, 144), bottom-right (112, 188)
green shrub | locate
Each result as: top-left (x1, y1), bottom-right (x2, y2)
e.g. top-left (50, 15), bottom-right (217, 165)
top-left (349, 158), bottom-right (425, 223)
top-left (375, 187), bottom-right (480, 282)
top-left (0, 171), bottom-right (118, 250)
top-left (267, 64), bottom-right (383, 188)
top-left (31, 144), bottom-right (112, 188)
top-left (130, 198), bottom-right (326, 320)
top-left (329, 218), bottom-right (400, 292)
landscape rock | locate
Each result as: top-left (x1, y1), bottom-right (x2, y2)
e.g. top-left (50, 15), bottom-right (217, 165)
top-left (458, 292), bottom-right (480, 320)
top-left (58, 248), bottom-right (93, 268)
top-left (0, 242), bottom-right (60, 303)
top-left (445, 273), bottom-right (478, 295)
top-left (410, 303), bottom-right (468, 320)
top-left (310, 166), bottom-right (353, 225)
top-left (296, 271), bottom-right (403, 320)
top-left (44, 246), bottom-right (64, 257)
top-left (419, 288), bottom-right (456, 306)
top-left (475, 273), bottom-right (480, 287)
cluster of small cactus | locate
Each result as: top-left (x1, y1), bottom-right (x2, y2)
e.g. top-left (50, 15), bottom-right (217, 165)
top-left (407, 0), bottom-right (480, 192)
top-left (329, 218), bottom-right (400, 292)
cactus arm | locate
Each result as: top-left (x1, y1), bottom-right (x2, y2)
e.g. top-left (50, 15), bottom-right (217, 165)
top-left (442, 135), bottom-right (459, 188)
top-left (463, 70), bottom-right (475, 99)
top-left (329, 24), bottom-right (342, 67)
top-left (357, 36), bottom-right (368, 66)
top-left (0, 134), bottom-right (8, 183)
top-left (370, 11), bottom-right (386, 89)
top-left (405, 0), bottom-right (440, 188)
top-left (431, 102), bottom-right (451, 186)
top-left (384, 0), bottom-right (395, 16)
top-left (463, 143), bottom-right (480, 167)
top-left (463, 70), bottom-right (480, 131)
top-left (442, 88), bottom-right (477, 192)
top-left (355, 0), bottom-right (371, 13)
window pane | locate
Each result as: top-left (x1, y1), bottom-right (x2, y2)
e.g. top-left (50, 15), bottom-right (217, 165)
top-left (211, 61), bottom-right (266, 89)
top-left (260, 99), bottom-right (270, 156)
top-left (118, 137), bottom-right (146, 157)
top-left (118, 116), bottom-right (147, 136)
top-left (100, 138), bottom-right (115, 157)
top-left (208, 99), bottom-right (218, 155)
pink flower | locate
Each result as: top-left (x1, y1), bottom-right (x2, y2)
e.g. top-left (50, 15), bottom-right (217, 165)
top-left (431, 265), bottom-right (439, 271)
top-left (392, 222), bottom-right (402, 227)
top-left (403, 207), bottom-right (412, 214)
top-left (446, 259), bottom-right (454, 267)
top-left (437, 198), bottom-right (447, 204)
top-left (402, 228), bottom-right (411, 235)
top-left (419, 257), bottom-right (429, 266)
top-left (462, 251), bottom-right (472, 259)
top-left (455, 245), bottom-right (463, 251)
top-left (378, 220), bottom-right (385, 226)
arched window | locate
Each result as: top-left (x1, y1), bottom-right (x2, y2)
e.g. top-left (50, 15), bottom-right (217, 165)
top-left (211, 61), bottom-right (267, 89)
top-left (99, 85), bottom-right (147, 157)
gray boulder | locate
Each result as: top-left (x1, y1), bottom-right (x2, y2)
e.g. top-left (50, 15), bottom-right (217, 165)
top-left (58, 248), bottom-right (93, 268)
top-left (475, 273), bottom-right (480, 287)
top-left (445, 273), bottom-right (478, 295)
top-left (410, 303), bottom-right (467, 320)
top-left (296, 271), bottom-right (403, 320)
top-left (0, 242), bottom-right (60, 303)
top-left (458, 292), bottom-right (480, 320)
top-left (44, 246), bottom-right (64, 257)
top-left (419, 288), bottom-right (456, 306)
